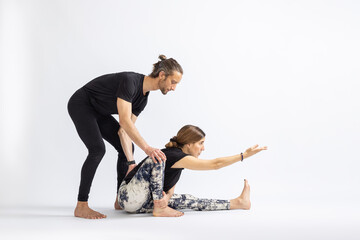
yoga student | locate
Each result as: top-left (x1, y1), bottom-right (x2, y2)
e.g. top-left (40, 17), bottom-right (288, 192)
top-left (118, 125), bottom-right (268, 217)
top-left (67, 55), bottom-right (183, 219)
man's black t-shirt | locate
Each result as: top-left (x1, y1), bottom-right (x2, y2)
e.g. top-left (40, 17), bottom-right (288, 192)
top-left (124, 148), bottom-right (189, 192)
top-left (82, 72), bottom-right (149, 116)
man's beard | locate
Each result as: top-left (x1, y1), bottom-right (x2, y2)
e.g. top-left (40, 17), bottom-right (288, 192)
top-left (159, 78), bottom-right (168, 95)
top-left (161, 88), bottom-right (168, 95)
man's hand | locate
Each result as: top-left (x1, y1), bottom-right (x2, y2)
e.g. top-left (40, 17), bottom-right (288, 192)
top-left (145, 146), bottom-right (167, 163)
top-left (243, 144), bottom-right (268, 158)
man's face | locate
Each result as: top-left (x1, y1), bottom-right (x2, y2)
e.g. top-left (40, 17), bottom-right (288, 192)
top-left (159, 71), bottom-right (182, 95)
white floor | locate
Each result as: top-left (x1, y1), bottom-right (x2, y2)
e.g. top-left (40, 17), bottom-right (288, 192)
top-left (1, 202), bottom-right (359, 240)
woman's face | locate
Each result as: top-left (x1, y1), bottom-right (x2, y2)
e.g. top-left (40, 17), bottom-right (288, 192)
top-left (187, 138), bottom-right (205, 158)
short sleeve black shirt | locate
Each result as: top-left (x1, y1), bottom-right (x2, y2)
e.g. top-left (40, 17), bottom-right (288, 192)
top-left (124, 148), bottom-right (188, 192)
top-left (82, 72), bottom-right (149, 116)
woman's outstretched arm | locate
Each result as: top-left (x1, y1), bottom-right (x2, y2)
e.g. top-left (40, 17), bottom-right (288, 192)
top-left (172, 144), bottom-right (267, 170)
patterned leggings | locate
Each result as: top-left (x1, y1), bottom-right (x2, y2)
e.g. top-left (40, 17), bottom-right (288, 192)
top-left (118, 157), bottom-right (230, 213)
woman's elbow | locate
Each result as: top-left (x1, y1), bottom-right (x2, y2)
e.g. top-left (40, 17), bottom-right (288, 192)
top-left (212, 161), bottom-right (222, 170)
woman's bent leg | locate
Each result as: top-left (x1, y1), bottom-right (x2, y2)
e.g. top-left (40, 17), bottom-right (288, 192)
top-left (118, 158), bottom-right (183, 216)
top-left (118, 157), bottom-right (165, 213)
top-left (168, 194), bottom-right (230, 211)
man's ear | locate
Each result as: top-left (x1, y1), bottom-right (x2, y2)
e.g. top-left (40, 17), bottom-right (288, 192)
top-left (159, 71), bottom-right (166, 80)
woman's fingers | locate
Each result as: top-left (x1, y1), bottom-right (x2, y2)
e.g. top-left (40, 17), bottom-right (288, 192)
top-left (255, 145), bottom-right (268, 153)
top-left (252, 144), bottom-right (268, 151)
top-left (247, 145), bottom-right (268, 153)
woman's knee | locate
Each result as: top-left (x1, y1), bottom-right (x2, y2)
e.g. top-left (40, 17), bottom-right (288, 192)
top-left (144, 157), bottom-right (165, 168)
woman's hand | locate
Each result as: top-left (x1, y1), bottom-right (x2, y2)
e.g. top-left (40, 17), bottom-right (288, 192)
top-left (153, 191), bottom-right (169, 208)
top-left (145, 146), bottom-right (167, 163)
top-left (243, 144), bottom-right (268, 159)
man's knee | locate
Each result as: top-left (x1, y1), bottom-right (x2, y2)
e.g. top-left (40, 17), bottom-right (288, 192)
top-left (88, 145), bottom-right (106, 161)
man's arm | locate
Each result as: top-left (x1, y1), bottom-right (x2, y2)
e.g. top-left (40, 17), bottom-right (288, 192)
top-left (118, 114), bottom-right (137, 162)
top-left (118, 114), bottom-right (138, 174)
top-left (117, 97), bottom-right (166, 162)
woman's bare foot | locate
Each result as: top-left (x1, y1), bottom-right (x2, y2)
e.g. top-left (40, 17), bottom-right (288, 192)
top-left (153, 206), bottom-right (184, 217)
top-left (114, 195), bottom-right (123, 210)
top-left (230, 179), bottom-right (251, 210)
top-left (74, 201), bottom-right (107, 219)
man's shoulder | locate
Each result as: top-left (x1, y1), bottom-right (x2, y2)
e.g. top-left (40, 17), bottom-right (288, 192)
top-left (118, 71), bottom-right (144, 79)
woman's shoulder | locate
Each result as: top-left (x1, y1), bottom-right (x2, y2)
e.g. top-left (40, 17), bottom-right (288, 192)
top-left (162, 147), bottom-right (188, 160)
top-left (162, 147), bottom-right (183, 153)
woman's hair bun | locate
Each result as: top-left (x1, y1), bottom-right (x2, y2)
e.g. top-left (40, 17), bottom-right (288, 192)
top-left (165, 140), bottom-right (178, 148)
top-left (170, 136), bottom-right (178, 143)
top-left (159, 54), bottom-right (167, 61)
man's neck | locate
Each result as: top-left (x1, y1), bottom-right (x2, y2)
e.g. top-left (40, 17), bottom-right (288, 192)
top-left (143, 75), bottom-right (159, 95)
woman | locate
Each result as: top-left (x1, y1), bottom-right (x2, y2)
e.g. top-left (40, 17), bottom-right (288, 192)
top-left (118, 125), bottom-right (268, 217)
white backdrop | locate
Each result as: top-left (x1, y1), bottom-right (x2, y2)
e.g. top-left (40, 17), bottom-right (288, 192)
top-left (1, 0), bottom-right (359, 222)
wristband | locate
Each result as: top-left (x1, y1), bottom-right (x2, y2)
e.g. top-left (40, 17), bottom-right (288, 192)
top-left (126, 160), bottom-right (136, 165)
top-left (240, 153), bottom-right (243, 161)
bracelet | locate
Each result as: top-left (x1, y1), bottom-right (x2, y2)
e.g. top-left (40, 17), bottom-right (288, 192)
top-left (240, 153), bottom-right (243, 161)
top-left (126, 160), bottom-right (136, 165)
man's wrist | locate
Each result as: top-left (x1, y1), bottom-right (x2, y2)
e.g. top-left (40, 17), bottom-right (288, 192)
top-left (143, 145), bottom-right (151, 154)
top-left (126, 160), bottom-right (136, 165)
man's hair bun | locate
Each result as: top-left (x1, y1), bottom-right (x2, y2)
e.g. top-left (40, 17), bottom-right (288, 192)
top-left (159, 54), bottom-right (167, 61)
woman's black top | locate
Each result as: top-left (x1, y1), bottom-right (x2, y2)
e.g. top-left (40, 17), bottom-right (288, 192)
top-left (124, 148), bottom-right (189, 192)
top-left (82, 71), bottom-right (149, 116)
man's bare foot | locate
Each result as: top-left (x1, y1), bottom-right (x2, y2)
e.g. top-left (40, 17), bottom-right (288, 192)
top-left (230, 179), bottom-right (251, 210)
top-left (114, 195), bottom-right (123, 210)
top-left (153, 206), bottom-right (184, 217)
top-left (74, 201), bottom-right (107, 219)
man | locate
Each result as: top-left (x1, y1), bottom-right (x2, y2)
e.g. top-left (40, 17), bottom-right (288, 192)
top-left (67, 55), bottom-right (183, 219)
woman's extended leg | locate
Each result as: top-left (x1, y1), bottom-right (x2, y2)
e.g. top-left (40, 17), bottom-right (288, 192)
top-left (118, 157), bottom-right (183, 217)
top-left (168, 179), bottom-right (251, 211)
top-left (229, 179), bottom-right (251, 210)
top-left (167, 194), bottom-right (230, 211)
